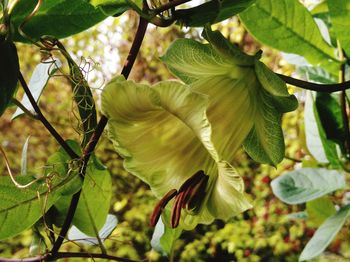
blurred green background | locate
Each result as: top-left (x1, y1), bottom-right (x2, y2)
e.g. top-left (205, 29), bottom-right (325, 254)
top-left (0, 12), bottom-right (349, 261)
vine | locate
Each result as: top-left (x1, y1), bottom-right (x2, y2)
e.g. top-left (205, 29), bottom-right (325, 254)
top-left (0, 0), bottom-right (350, 261)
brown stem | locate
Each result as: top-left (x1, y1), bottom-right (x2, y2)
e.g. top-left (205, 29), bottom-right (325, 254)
top-left (47, 17), bottom-right (149, 260)
top-left (18, 72), bottom-right (78, 159)
top-left (0, 252), bottom-right (139, 262)
top-left (277, 73), bottom-right (350, 93)
top-left (56, 252), bottom-right (140, 262)
top-left (340, 64), bottom-right (350, 157)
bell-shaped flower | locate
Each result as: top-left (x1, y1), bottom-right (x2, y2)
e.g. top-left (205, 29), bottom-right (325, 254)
top-left (161, 27), bottom-right (298, 166)
top-left (101, 27), bottom-right (297, 229)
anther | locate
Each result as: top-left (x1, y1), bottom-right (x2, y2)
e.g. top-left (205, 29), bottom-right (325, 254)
top-left (186, 175), bottom-right (208, 211)
top-left (170, 170), bottom-right (208, 228)
top-left (171, 192), bottom-right (184, 228)
top-left (150, 170), bottom-right (209, 228)
top-left (178, 170), bottom-right (205, 193)
top-left (150, 189), bottom-right (177, 227)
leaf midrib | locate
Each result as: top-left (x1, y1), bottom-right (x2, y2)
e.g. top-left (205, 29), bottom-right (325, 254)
top-left (0, 173), bottom-right (78, 214)
top-left (253, 2), bottom-right (338, 63)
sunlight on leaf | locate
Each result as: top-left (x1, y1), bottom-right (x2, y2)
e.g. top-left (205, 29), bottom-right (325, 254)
top-left (12, 58), bottom-right (62, 120)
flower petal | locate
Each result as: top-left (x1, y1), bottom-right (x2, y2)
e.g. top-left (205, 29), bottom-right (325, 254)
top-left (178, 161), bottom-right (251, 229)
top-left (191, 74), bottom-right (257, 163)
top-left (161, 39), bottom-right (245, 84)
top-left (254, 60), bottom-right (291, 97)
top-left (202, 26), bottom-right (257, 66)
top-left (162, 35), bottom-right (297, 167)
top-left (101, 76), bottom-right (218, 197)
top-left (243, 88), bottom-right (285, 166)
top-left (206, 161), bottom-right (252, 219)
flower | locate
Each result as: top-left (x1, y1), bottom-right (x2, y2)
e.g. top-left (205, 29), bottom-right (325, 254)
top-left (101, 28), bottom-right (297, 229)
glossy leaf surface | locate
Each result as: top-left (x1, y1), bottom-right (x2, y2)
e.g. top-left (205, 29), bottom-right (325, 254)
top-left (239, 0), bottom-right (340, 73)
top-left (0, 41), bottom-right (19, 117)
top-left (271, 168), bottom-right (345, 204)
top-left (11, 0), bottom-right (107, 42)
top-left (299, 205), bottom-right (350, 261)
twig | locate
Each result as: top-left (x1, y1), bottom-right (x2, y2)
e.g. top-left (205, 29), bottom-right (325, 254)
top-left (336, 42), bottom-right (350, 158)
top-left (0, 252), bottom-right (140, 262)
top-left (134, 0), bottom-right (192, 27)
top-left (340, 65), bottom-right (350, 157)
top-left (284, 155), bottom-right (302, 163)
top-left (277, 73), bottom-right (350, 93)
top-left (18, 0), bottom-right (43, 46)
top-left (18, 72), bottom-right (78, 159)
top-left (56, 252), bottom-right (140, 262)
top-left (0, 145), bottom-right (45, 188)
top-left (11, 98), bottom-right (38, 119)
top-left (0, 256), bottom-right (46, 262)
top-left (47, 17), bottom-right (149, 260)
top-left (153, 0), bottom-right (191, 14)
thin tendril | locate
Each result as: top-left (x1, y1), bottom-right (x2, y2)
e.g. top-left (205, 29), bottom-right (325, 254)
top-left (0, 145), bottom-right (44, 189)
top-left (18, 0), bottom-right (43, 46)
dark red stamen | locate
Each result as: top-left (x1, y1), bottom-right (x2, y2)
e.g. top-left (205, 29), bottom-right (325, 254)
top-left (171, 170), bottom-right (207, 227)
top-left (171, 192), bottom-right (183, 228)
top-left (150, 189), bottom-right (177, 227)
top-left (178, 170), bottom-right (205, 193)
top-left (150, 170), bottom-right (208, 228)
top-left (186, 175), bottom-right (208, 211)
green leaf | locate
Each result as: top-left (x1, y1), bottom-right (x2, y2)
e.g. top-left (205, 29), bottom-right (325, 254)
top-left (286, 211), bottom-right (308, 220)
top-left (11, 0), bottom-right (107, 42)
top-left (297, 66), bottom-right (337, 84)
top-left (50, 143), bottom-right (111, 235)
top-left (0, 41), bottom-right (19, 117)
top-left (55, 158), bottom-right (112, 236)
top-left (306, 197), bottom-right (336, 227)
top-left (315, 92), bottom-right (346, 152)
top-left (151, 210), bottom-right (182, 254)
top-left (328, 0), bottom-right (350, 55)
top-left (299, 205), bottom-right (350, 261)
top-left (45, 140), bottom-right (83, 196)
top-left (21, 136), bottom-right (30, 176)
top-left (239, 0), bottom-right (340, 73)
top-left (297, 68), bottom-right (341, 163)
top-left (176, 0), bottom-right (256, 27)
top-left (73, 162), bottom-right (112, 236)
top-left (304, 91), bottom-right (341, 166)
top-left (311, 1), bottom-right (328, 15)
top-left (1, 0), bottom-right (8, 10)
top-left (89, 0), bottom-right (142, 16)
top-left (271, 168), bottom-right (345, 204)
top-left (0, 176), bottom-right (59, 240)
top-left (12, 58), bottom-right (62, 120)
top-left (29, 227), bottom-right (47, 256)
top-left (0, 170), bottom-right (80, 240)
top-left (65, 56), bottom-right (97, 147)
top-left (68, 214), bottom-right (118, 245)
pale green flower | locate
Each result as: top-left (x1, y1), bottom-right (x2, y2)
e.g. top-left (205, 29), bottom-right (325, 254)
top-left (101, 28), bottom-right (297, 229)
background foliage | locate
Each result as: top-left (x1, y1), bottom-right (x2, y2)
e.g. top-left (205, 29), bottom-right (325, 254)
top-left (0, 10), bottom-right (350, 261)
top-left (1, 2), bottom-right (350, 261)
